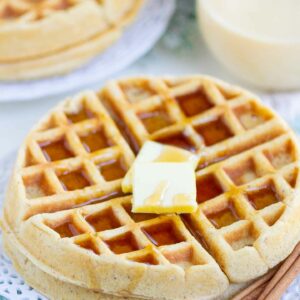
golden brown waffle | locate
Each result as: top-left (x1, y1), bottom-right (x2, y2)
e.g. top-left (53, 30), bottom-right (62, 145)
top-left (9, 91), bottom-right (135, 222)
top-left (2, 215), bottom-right (248, 300)
top-left (0, 0), bottom-right (143, 79)
top-left (2, 76), bottom-right (300, 300)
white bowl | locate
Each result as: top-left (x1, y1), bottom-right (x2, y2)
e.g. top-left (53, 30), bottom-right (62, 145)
top-left (197, 0), bottom-right (300, 91)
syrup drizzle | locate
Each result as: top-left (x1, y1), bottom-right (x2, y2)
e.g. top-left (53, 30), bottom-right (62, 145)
top-left (145, 181), bottom-right (169, 206)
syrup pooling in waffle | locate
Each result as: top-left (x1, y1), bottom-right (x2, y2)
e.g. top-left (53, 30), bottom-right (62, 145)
top-left (0, 0), bottom-right (78, 22)
top-left (44, 196), bottom-right (211, 269)
top-left (181, 133), bottom-right (300, 281)
top-left (6, 77), bottom-right (300, 300)
top-left (20, 78), bottom-right (298, 229)
top-left (101, 77), bottom-right (284, 168)
top-left (21, 92), bottom-right (135, 217)
top-left (98, 77), bottom-right (300, 279)
top-left (43, 132), bottom-right (300, 282)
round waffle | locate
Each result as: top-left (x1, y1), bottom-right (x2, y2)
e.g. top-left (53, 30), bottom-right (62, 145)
top-left (0, 0), bottom-right (143, 80)
top-left (2, 76), bottom-right (300, 300)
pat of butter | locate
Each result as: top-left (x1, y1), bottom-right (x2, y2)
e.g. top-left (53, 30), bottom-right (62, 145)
top-left (122, 141), bottom-right (199, 193)
top-left (132, 162), bottom-right (197, 214)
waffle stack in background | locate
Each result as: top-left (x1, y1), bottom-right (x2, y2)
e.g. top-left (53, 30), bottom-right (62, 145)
top-left (2, 76), bottom-right (300, 300)
top-left (0, 0), bottom-right (143, 80)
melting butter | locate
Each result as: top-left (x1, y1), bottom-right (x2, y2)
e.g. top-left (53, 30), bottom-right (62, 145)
top-left (122, 141), bottom-right (199, 193)
top-left (132, 162), bottom-right (197, 214)
top-left (145, 181), bottom-right (169, 206)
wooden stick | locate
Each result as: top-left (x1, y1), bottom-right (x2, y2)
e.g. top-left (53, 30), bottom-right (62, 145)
top-left (234, 242), bottom-right (300, 300)
top-left (258, 242), bottom-right (300, 300)
top-left (262, 257), bottom-right (300, 300)
top-left (232, 268), bottom-right (278, 300)
top-left (242, 283), bottom-right (267, 300)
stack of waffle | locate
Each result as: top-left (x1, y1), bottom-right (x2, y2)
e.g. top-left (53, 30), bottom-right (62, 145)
top-left (2, 76), bottom-right (300, 299)
top-left (0, 0), bottom-right (143, 80)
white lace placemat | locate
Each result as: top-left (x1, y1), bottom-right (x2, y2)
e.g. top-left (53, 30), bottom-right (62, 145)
top-left (0, 153), bottom-right (299, 299)
top-left (0, 0), bottom-right (175, 103)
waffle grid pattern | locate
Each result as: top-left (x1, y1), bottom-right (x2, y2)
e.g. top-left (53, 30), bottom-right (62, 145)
top-left (185, 133), bottom-right (299, 280)
top-left (21, 91), bottom-right (135, 218)
top-left (44, 196), bottom-right (211, 270)
top-left (98, 76), bottom-right (300, 281)
top-left (21, 78), bottom-right (299, 267)
top-left (101, 77), bottom-right (286, 169)
top-left (43, 134), bottom-right (300, 282)
top-left (4, 76), bottom-right (300, 299)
